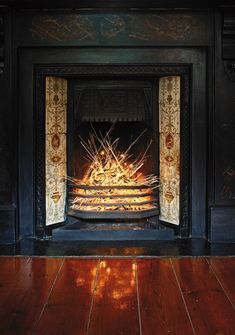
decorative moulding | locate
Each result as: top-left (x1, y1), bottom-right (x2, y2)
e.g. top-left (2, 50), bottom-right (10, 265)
top-left (0, 13), bottom-right (4, 76)
top-left (222, 11), bottom-right (235, 59)
top-left (221, 9), bottom-right (235, 81)
top-left (223, 60), bottom-right (235, 82)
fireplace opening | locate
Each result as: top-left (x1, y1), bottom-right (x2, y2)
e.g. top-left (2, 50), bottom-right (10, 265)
top-left (41, 68), bottom-right (187, 240)
top-left (66, 77), bottom-right (159, 230)
top-left (67, 122), bottom-right (159, 221)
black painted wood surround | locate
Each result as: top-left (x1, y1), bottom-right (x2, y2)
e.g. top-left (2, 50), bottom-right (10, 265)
top-left (0, 0), bottom-right (235, 245)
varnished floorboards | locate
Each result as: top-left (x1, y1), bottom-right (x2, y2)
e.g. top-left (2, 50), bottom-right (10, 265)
top-left (0, 257), bottom-right (234, 334)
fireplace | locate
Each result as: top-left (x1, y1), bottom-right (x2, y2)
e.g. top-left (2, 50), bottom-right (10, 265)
top-left (67, 78), bottom-right (159, 223)
top-left (3, 5), bottom-right (232, 245)
top-left (34, 64), bottom-right (190, 240)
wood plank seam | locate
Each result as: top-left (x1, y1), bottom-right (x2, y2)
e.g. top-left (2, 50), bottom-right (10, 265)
top-left (206, 257), bottom-right (235, 310)
top-left (86, 258), bottom-right (100, 335)
top-left (32, 258), bottom-right (65, 332)
top-left (170, 258), bottom-right (197, 335)
top-left (135, 259), bottom-right (142, 335)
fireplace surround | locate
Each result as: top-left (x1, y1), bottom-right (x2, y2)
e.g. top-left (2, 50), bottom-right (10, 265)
top-left (33, 64), bottom-right (190, 240)
top-left (6, 2), bottom-right (235, 245)
top-left (17, 44), bottom-right (200, 242)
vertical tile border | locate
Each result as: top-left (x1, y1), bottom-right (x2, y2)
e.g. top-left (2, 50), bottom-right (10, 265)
top-left (45, 77), bottom-right (67, 225)
top-left (159, 76), bottom-right (180, 225)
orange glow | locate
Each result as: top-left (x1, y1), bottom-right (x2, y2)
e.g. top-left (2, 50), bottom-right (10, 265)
top-left (100, 260), bottom-right (107, 268)
top-left (132, 263), bottom-right (137, 271)
top-left (76, 277), bottom-right (85, 286)
top-left (92, 261), bottom-right (137, 308)
top-left (68, 130), bottom-right (159, 212)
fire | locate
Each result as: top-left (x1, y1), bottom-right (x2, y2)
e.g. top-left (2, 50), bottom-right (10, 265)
top-left (67, 128), bottom-right (159, 212)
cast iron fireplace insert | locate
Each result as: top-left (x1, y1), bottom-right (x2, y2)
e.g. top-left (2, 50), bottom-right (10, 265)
top-left (35, 64), bottom-right (190, 241)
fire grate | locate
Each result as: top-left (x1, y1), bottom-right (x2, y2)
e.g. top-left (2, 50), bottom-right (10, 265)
top-left (67, 183), bottom-right (158, 219)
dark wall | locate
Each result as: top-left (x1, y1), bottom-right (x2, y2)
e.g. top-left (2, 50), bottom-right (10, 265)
top-left (0, 10), bottom-right (16, 243)
top-left (0, 1), bottom-right (234, 243)
top-left (209, 10), bottom-right (235, 241)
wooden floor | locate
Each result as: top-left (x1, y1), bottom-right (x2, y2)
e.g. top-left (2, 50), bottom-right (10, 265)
top-left (0, 257), bottom-right (235, 334)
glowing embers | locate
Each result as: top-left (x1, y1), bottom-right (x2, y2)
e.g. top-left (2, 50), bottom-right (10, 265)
top-left (67, 128), bottom-right (159, 219)
top-left (68, 185), bottom-right (157, 218)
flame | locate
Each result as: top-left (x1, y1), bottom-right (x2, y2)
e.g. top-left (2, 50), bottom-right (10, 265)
top-left (68, 129), bottom-right (159, 212)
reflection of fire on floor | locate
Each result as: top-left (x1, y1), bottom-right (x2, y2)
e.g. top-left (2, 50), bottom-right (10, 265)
top-left (76, 260), bottom-right (138, 310)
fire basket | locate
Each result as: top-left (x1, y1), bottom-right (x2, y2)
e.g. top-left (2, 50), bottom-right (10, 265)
top-left (66, 127), bottom-right (159, 221)
top-left (67, 184), bottom-right (158, 219)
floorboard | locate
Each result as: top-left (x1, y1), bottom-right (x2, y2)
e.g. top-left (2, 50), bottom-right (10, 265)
top-left (0, 256), bottom-right (235, 335)
top-left (34, 259), bottom-right (98, 335)
top-left (0, 257), bottom-right (62, 335)
top-left (172, 258), bottom-right (235, 335)
top-left (87, 259), bottom-right (140, 335)
top-left (137, 258), bottom-right (195, 335)
top-left (208, 257), bottom-right (235, 309)
top-left (0, 257), bottom-right (29, 310)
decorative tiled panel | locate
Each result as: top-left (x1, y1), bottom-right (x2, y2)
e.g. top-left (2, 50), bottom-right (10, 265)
top-left (159, 76), bottom-right (180, 225)
top-left (45, 78), bottom-right (67, 134)
top-left (45, 77), bottom-right (67, 226)
top-left (16, 13), bottom-right (213, 47)
top-left (46, 134), bottom-right (67, 165)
